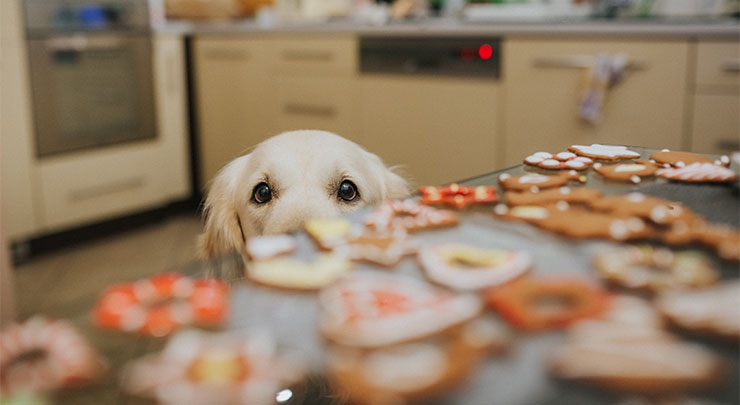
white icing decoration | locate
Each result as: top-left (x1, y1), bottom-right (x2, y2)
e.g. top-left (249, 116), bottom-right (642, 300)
top-left (525, 156), bottom-right (545, 164)
top-left (556, 152), bottom-right (576, 160)
top-left (609, 220), bottom-right (629, 240)
top-left (615, 164), bottom-right (646, 173)
top-left (530, 186), bottom-right (540, 193)
top-left (517, 173), bottom-right (549, 184)
top-left (494, 204), bottom-right (508, 215)
top-left (627, 193), bottom-right (645, 203)
top-left (556, 201), bottom-right (569, 211)
top-left (510, 206), bottom-right (548, 219)
top-left (541, 159), bottom-right (560, 167)
top-left (630, 175), bottom-right (641, 184)
top-left (565, 160), bottom-right (585, 168)
top-left (569, 170), bottom-right (577, 176)
top-left (721, 155), bottom-right (730, 164)
top-left (675, 161), bottom-right (686, 168)
top-left (570, 144), bottom-right (640, 158)
top-left (533, 152), bottom-right (553, 159)
top-left (246, 235), bottom-right (297, 260)
top-left (559, 187), bottom-right (571, 194)
top-left (593, 163), bottom-right (602, 169)
top-left (575, 157), bottom-right (593, 163)
top-left (499, 173), bottom-right (511, 181)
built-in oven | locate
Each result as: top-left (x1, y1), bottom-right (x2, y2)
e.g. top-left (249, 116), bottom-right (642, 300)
top-left (23, 0), bottom-right (155, 157)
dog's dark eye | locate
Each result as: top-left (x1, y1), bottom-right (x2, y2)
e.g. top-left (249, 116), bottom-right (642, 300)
top-left (337, 180), bottom-right (359, 202)
top-left (251, 182), bottom-right (272, 204)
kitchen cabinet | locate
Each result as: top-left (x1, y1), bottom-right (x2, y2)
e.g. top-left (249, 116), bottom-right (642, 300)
top-left (689, 41), bottom-right (739, 155)
top-left (359, 75), bottom-right (500, 186)
top-left (502, 39), bottom-right (690, 166)
top-left (193, 37), bottom-right (276, 188)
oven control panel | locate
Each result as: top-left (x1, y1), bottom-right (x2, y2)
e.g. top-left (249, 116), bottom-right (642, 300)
top-left (23, 0), bottom-right (150, 33)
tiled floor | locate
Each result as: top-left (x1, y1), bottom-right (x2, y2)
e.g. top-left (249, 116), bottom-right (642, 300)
top-left (14, 212), bottom-right (204, 321)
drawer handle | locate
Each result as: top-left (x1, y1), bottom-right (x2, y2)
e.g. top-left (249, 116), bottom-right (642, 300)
top-left (532, 55), bottom-right (647, 71)
top-left (204, 48), bottom-right (249, 60)
top-left (69, 177), bottom-right (145, 202)
top-left (716, 139), bottom-right (740, 151)
top-left (283, 103), bottom-right (335, 118)
top-left (721, 59), bottom-right (740, 73)
top-left (281, 50), bottom-right (333, 62)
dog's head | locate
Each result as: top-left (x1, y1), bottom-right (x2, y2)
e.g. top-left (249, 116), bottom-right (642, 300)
top-left (199, 130), bottom-right (410, 259)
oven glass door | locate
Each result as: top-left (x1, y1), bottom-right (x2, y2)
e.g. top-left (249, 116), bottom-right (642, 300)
top-left (27, 34), bottom-right (156, 157)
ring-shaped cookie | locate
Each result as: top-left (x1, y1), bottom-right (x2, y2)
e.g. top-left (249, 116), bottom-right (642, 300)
top-left (94, 273), bottom-right (228, 337)
top-left (594, 246), bottom-right (718, 293)
top-left (418, 243), bottom-right (532, 290)
top-left (486, 278), bottom-right (610, 331)
top-left (0, 317), bottom-right (106, 394)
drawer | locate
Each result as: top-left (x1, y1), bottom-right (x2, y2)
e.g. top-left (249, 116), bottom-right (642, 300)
top-left (268, 35), bottom-right (357, 76)
top-left (691, 93), bottom-right (740, 155)
top-left (37, 144), bottom-right (169, 230)
top-left (273, 76), bottom-right (356, 138)
top-left (695, 41), bottom-right (740, 89)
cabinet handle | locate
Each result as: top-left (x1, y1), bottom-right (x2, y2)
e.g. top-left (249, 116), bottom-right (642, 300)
top-left (532, 55), bottom-right (648, 71)
top-left (281, 50), bottom-right (333, 62)
top-left (716, 139), bottom-right (740, 151)
top-left (204, 48), bottom-right (249, 60)
top-left (721, 59), bottom-right (740, 73)
top-left (69, 177), bottom-right (145, 202)
top-left (283, 103), bottom-right (335, 118)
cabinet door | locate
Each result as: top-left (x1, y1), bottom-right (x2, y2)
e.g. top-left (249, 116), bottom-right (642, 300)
top-left (691, 93), bottom-right (740, 155)
top-left (503, 39), bottom-right (689, 166)
top-left (359, 76), bottom-right (499, 186)
top-left (194, 37), bottom-right (275, 188)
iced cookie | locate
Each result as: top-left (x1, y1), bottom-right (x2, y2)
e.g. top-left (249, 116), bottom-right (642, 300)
top-left (569, 144), bottom-right (641, 161)
top-left (419, 183), bottom-right (498, 209)
top-left (304, 218), bottom-right (352, 249)
top-left (318, 272), bottom-right (481, 348)
top-left (332, 228), bottom-right (417, 268)
top-left (650, 150), bottom-right (730, 168)
top-left (365, 200), bottom-right (459, 233)
top-left (418, 243), bottom-right (533, 291)
top-left (485, 278), bottom-right (610, 331)
top-left (697, 225), bottom-right (740, 261)
top-left (122, 330), bottom-right (304, 404)
top-left (498, 170), bottom-right (584, 192)
top-left (493, 204), bottom-right (552, 225)
top-left (0, 317), bottom-right (107, 395)
top-left (245, 235), bottom-right (297, 260)
top-left (588, 193), bottom-right (695, 225)
top-left (593, 161), bottom-right (657, 183)
top-left (247, 254), bottom-right (352, 290)
top-left (656, 163), bottom-right (738, 183)
top-left (593, 246), bottom-right (718, 293)
top-left (536, 207), bottom-right (653, 241)
top-left (504, 187), bottom-right (602, 207)
top-left (657, 281), bottom-right (740, 341)
top-left (524, 151), bottom-right (593, 170)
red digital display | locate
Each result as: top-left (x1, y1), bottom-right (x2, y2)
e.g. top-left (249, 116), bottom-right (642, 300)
top-left (478, 44), bottom-right (493, 60)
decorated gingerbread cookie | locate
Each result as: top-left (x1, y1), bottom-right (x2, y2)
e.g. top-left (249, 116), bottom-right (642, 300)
top-left (122, 329), bottom-right (304, 404)
top-left (418, 243), bottom-right (532, 291)
top-left (593, 161), bottom-right (657, 183)
top-left (504, 187), bottom-right (601, 207)
top-left (304, 218), bottom-right (352, 249)
top-left (318, 272), bottom-right (481, 348)
top-left (588, 193), bottom-right (695, 225)
top-left (419, 183), bottom-right (498, 209)
top-left (498, 170), bottom-right (584, 192)
top-left (549, 298), bottom-right (722, 394)
top-left (524, 151), bottom-right (594, 170)
top-left (493, 204), bottom-right (552, 225)
top-left (536, 207), bottom-right (653, 241)
top-left (0, 317), bottom-right (107, 395)
top-left (657, 281), bottom-right (739, 341)
top-left (245, 235), bottom-right (297, 260)
top-left (656, 162), bottom-right (738, 183)
top-left (332, 228), bottom-right (417, 268)
top-left (568, 144), bottom-right (641, 161)
top-left (696, 224), bottom-right (740, 262)
top-left (485, 278), bottom-right (610, 331)
top-left (593, 246), bottom-right (717, 293)
top-left (650, 150), bottom-right (730, 168)
top-left (365, 200), bottom-right (459, 233)
top-left (247, 253), bottom-right (352, 290)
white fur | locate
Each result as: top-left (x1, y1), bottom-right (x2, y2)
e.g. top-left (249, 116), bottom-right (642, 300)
top-left (199, 130), bottom-right (410, 259)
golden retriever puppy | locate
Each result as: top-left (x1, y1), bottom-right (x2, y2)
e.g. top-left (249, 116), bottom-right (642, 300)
top-left (199, 130), bottom-right (410, 259)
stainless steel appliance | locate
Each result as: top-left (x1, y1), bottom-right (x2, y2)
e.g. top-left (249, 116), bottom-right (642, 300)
top-left (23, 0), bottom-right (156, 157)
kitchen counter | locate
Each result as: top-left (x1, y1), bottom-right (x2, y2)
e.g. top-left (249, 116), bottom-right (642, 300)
top-left (154, 17), bottom-right (740, 39)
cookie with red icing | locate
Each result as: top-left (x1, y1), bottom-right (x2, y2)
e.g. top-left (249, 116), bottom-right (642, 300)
top-left (365, 200), bottom-right (459, 233)
top-left (419, 183), bottom-right (498, 209)
top-left (650, 150), bottom-right (730, 168)
top-left (318, 272), bottom-right (481, 348)
top-left (504, 187), bottom-right (601, 207)
top-left (332, 228), bottom-right (417, 268)
top-left (593, 161), bottom-right (657, 183)
top-left (568, 144), bottom-right (641, 161)
top-left (524, 151), bottom-right (593, 171)
top-left (656, 163), bottom-right (738, 183)
top-left (498, 170), bottom-right (584, 192)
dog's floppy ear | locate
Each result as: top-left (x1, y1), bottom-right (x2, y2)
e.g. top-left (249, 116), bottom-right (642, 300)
top-left (198, 155), bottom-right (249, 260)
top-left (363, 150), bottom-right (411, 201)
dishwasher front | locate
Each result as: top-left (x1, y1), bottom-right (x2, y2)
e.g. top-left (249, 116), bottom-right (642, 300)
top-left (358, 36), bottom-right (503, 186)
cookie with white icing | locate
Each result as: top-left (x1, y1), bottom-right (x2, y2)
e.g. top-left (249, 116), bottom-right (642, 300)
top-left (524, 151), bottom-right (594, 171)
top-left (588, 193), bottom-right (695, 225)
top-left (318, 272), bottom-right (481, 348)
top-left (537, 207), bottom-right (654, 241)
top-left (656, 163), bottom-right (738, 183)
top-left (418, 243), bottom-right (532, 290)
top-left (244, 235), bottom-right (297, 260)
top-left (304, 218), bottom-right (352, 249)
top-left (332, 228), bottom-right (417, 268)
top-left (498, 170), bottom-right (584, 192)
top-left (247, 253), bottom-right (352, 290)
top-left (365, 200), bottom-right (459, 233)
top-left (593, 161), bottom-right (657, 183)
top-left (657, 281), bottom-right (740, 340)
top-left (569, 144), bottom-right (641, 161)
top-left (650, 150), bottom-right (730, 168)
top-left (504, 187), bottom-right (601, 207)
